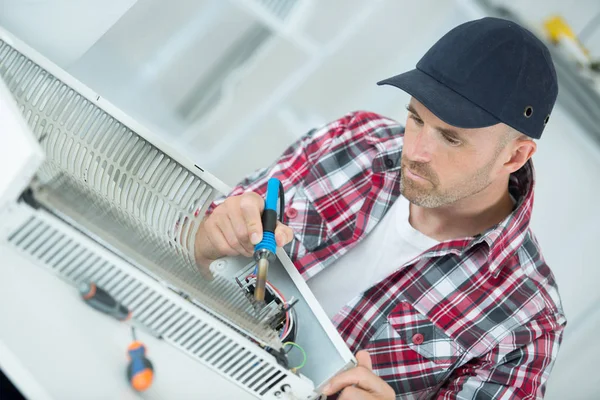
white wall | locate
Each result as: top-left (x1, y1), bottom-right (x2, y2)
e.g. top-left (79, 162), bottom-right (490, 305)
top-left (487, 0), bottom-right (600, 57)
top-left (526, 104), bottom-right (600, 399)
top-left (0, 0), bottom-right (138, 67)
top-left (218, 0), bottom-right (470, 184)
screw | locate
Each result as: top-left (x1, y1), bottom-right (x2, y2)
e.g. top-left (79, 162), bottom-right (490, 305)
top-left (212, 259), bottom-right (227, 272)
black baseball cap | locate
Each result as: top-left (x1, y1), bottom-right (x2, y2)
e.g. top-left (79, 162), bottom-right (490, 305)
top-left (377, 17), bottom-right (558, 139)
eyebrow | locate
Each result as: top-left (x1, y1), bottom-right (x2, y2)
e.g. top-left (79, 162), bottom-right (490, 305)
top-left (406, 104), bottom-right (464, 140)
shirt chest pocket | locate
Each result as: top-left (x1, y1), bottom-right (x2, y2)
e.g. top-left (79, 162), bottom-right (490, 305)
top-left (387, 301), bottom-right (464, 365)
top-left (368, 301), bottom-right (466, 396)
top-left (283, 185), bottom-right (329, 254)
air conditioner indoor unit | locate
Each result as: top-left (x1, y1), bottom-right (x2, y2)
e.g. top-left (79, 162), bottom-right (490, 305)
top-left (0, 25), bottom-right (355, 400)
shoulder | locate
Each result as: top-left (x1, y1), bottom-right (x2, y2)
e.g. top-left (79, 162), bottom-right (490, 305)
top-left (301, 110), bottom-right (401, 162)
top-left (514, 230), bottom-right (566, 323)
top-left (319, 110), bottom-right (400, 139)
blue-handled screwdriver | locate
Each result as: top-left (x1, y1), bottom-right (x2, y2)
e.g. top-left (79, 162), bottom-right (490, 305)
top-left (253, 177), bottom-right (284, 302)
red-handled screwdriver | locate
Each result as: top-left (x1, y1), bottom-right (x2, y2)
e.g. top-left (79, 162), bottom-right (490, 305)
top-left (79, 282), bottom-right (131, 321)
top-left (78, 281), bottom-right (155, 391)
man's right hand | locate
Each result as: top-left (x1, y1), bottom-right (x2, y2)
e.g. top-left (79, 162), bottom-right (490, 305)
top-left (194, 192), bottom-right (294, 270)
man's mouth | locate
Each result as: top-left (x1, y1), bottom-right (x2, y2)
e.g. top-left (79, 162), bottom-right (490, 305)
top-left (403, 165), bottom-right (430, 183)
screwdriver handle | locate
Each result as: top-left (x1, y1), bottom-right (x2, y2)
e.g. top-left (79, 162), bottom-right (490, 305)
top-left (127, 341), bottom-right (154, 391)
top-left (252, 178), bottom-right (283, 302)
top-left (253, 177), bottom-right (282, 260)
top-left (79, 282), bottom-right (131, 321)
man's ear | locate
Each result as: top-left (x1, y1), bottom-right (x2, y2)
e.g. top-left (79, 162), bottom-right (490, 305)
top-left (504, 138), bottom-right (536, 173)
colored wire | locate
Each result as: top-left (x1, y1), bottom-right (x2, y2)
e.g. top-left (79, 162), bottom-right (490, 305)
top-left (289, 308), bottom-right (298, 342)
top-left (280, 304), bottom-right (290, 339)
top-left (283, 342), bottom-right (307, 370)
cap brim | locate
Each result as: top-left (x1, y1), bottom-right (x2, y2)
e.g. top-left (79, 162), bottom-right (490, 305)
top-left (377, 68), bottom-right (500, 129)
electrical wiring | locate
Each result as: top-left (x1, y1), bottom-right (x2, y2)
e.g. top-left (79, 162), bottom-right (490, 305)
top-left (241, 272), bottom-right (303, 372)
top-left (286, 308), bottom-right (298, 345)
top-left (283, 342), bottom-right (307, 370)
top-left (245, 274), bottom-right (294, 340)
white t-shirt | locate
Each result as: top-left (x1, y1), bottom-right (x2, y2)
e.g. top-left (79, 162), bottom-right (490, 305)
top-left (307, 195), bottom-right (439, 318)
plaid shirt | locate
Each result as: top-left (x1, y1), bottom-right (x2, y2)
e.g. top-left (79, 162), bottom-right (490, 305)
top-left (209, 111), bottom-right (566, 399)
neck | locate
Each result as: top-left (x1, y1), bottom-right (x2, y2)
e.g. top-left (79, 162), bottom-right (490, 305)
top-left (409, 177), bottom-right (515, 241)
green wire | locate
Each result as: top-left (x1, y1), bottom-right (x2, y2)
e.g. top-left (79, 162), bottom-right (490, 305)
top-left (283, 341), bottom-right (307, 370)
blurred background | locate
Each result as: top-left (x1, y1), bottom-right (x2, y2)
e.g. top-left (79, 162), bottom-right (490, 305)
top-left (1, 0), bottom-right (599, 398)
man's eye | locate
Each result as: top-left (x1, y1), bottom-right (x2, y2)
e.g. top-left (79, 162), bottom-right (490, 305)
top-left (443, 135), bottom-right (461, 146)
top-left (410, 115), bottom-right (424, 125)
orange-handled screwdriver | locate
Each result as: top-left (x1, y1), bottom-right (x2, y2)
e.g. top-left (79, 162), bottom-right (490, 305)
top-left (127, 327), bottom-right (154, 392)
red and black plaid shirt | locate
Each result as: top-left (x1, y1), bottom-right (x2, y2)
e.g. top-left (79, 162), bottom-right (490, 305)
top-left (209, 111), bottom-right (566, 399)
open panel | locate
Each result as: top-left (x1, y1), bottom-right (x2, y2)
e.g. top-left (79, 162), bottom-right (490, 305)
top-left (0, 28), bottom-right (282, 347)
top-left (1, 203), bottom-right (316, 400)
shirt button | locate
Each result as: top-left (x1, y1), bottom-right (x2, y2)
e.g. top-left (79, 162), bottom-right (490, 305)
top-left (412, 333), bottom-right (424, 345)
top-left (285, 207), bottom-right (298, 219)
top-left (385, 158), bottom-right (395, 168)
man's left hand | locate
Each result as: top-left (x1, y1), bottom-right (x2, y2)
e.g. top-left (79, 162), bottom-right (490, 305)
top-left (322, 350), bottom-right (395, 399)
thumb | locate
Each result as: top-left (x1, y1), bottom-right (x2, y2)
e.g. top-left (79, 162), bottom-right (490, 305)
top-left (274, 221), bottom-right (294, 247)
top-left (356, 350), bottom-right (373, 371)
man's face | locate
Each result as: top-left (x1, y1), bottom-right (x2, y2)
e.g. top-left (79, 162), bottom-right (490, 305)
top-left (400, 99), bottom-right (512, 208)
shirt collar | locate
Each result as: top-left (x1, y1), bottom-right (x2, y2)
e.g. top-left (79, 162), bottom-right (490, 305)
top-left (367, 123), bottom-right (536, 276)
top-left (463, 160), bottom-right (535, 276)
top-left (366, 123), bottom-right (404, 173)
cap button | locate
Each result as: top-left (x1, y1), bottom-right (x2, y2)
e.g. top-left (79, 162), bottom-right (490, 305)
top-left (412, 333), bottom-right (424, 345)
top-left (285, 207), bottom-right (298, 219)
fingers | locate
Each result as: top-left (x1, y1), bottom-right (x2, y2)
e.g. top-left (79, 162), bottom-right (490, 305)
top-left (203, 216), bottom-right (239, 258)
top-left (194, 191), bottom-right (295, 271)
top-left (356, 350), bottom-right (373, 371)
top-left (240, 193), bottom-right (264, 245)
top-left (274, 221), bottom-right (294, 247)
top-left (322, 353), bottom-right (387, 396)
top-left (338, 386), bottom-right (369, 400)
top-left (216, 215), bottom-right (253, 257)
top-left (228, 207), bottom-right (255, 256)
top-left (323, 368), bottom-right (374, 396)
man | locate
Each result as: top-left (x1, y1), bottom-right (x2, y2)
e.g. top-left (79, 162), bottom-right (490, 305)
top-left (195, 17), bottom-right (566, 399)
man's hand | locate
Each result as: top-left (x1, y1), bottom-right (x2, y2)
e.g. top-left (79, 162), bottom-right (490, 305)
top-left (194, 192), bottom-right (294, 269)
top-left (323, 351), bottom-right (395, 400)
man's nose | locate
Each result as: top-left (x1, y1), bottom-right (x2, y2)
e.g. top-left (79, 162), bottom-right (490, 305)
top-left (407, 128), bottom-right (433, 164)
